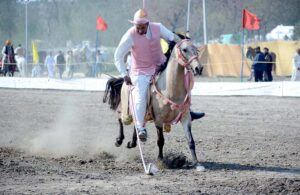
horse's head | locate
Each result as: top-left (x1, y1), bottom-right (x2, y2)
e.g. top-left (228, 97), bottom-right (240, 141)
top-left (175, 39), bottom-right (203, 76)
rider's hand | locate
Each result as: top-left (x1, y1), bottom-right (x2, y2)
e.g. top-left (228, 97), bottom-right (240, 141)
top-left (155, 65), bottom-right (163, 75)
top-left (124, 75), bottom-right (132, 85)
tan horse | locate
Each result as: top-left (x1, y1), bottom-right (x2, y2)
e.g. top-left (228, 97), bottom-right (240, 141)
top-left (103, 39), bottom-right (204, 169)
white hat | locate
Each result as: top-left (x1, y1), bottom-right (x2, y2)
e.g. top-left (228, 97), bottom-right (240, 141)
top-left (129, 9), bottom-right (149, 25)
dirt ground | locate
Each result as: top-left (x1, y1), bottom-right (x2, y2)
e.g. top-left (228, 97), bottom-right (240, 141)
top-left (0, 88), bottom-right (299, 194)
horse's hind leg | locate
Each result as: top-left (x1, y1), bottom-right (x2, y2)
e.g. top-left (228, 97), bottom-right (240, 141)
top-left (127, 127), bottom-right (137, 148)
top-left (156, 125), bottom-right (164, 160)
top-left (115, 118), bottom-right (125, 147)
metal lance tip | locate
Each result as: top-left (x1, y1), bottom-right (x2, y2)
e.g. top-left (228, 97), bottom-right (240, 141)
top-left (145, 163), bottom-right (158, 175)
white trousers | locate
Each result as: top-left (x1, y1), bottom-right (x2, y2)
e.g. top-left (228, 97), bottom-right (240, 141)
top-left (291, 68), bottom-right (300, 81)
top-left (129, 75), bottom-right (151, 130)
top-left (15, 56), bottom-right (25, 77)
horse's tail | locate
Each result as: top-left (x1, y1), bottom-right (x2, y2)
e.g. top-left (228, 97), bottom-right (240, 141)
top-left (103, 77), bottom-right (124, 111)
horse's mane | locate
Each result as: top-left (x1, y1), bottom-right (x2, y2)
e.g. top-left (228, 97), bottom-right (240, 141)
top-left (103, 77), bottom-right (124, 110)
top-left (158, 33), bottom-right (190, 74)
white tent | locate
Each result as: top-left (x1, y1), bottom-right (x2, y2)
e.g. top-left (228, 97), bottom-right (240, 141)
top-left (266, 25), bottom-right (294, 41)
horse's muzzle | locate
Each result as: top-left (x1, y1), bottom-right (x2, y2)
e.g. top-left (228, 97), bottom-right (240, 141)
top-left (194, 66), bottom-right (203, 76)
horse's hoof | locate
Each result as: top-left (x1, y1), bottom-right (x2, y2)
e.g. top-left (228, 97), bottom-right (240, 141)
top-left (115, 138), bottom-right (123, 147)
top-left (127, 141), bottom-right (136, 149)
top-left (115, 141), bottom-right (122, 147)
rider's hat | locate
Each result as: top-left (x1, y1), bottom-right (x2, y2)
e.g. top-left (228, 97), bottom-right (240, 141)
top-left (129, 9), bottom-right (149, 25)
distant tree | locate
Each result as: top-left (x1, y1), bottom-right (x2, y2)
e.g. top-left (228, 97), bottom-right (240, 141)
top-left (0, 0), bottom-right (18, 42)
top-left (293, 21), bottom-right (300, 40)
top-left (149, 0), bottom-right (186, 32)
top-left (1, 0), bottom-right (300, 48)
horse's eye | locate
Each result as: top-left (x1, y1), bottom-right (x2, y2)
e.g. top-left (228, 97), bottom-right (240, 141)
top-left (182, 48), bottom-right (187, 53)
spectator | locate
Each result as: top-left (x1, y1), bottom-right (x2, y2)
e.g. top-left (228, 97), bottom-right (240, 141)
top-left (66, 50), bottom-right (75, 79)
top-left (291, 48), bottom-right (300, 81)
top-left (31, 63), bottom-right (42, 77)
top-left (246, 46), bottom-right (255, 81)
top-left (263, 47), bottom-right (273, 82)
top-left (1, 40), bottom-right (16, 77)
top-left (44, 51), bottom-right (55, 78)
top-left (93, 50), bottom-right (103, 77)
top-left (55, 50), bottom-right (66, 79)
top-left (15, 44), bottom-right (26, 77)
top-left (31, 52), bottom-right (42, 78)
top-left (252, 46), bottom-right (265, 82)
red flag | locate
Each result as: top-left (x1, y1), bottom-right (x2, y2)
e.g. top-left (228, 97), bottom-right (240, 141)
top-left (96, 16), bottom-right (107, 31)
top-left (242, 9), bottom-right (260, 30)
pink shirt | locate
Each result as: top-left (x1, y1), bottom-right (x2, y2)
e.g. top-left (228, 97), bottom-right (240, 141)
top-left (130, 23), bottom-right (166, 75)
top-left (114, 23), bottom-right (175, 77)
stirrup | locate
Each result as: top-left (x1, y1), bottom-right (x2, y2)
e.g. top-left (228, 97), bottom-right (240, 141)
top-left (122, 115), bottom-right (133, 125)
top-left (163, 124), bottom-right (171, 133)
top-left (138, 129), bottom-right (147, 142)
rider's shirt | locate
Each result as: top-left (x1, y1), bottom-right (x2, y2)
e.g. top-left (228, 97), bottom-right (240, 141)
top-left (114, 23), bottom-right (175, 77)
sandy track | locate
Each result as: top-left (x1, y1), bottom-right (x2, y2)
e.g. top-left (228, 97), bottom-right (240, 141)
top-left (0, 89), bottom-right (299, 194)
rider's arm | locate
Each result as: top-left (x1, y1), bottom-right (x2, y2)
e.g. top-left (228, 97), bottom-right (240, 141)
top-left (1, 46), bottom-right (6, 56)
top-left (159, 23), bottom-right (181, 43)
top-left (114, 30), bottom-right (133, 77)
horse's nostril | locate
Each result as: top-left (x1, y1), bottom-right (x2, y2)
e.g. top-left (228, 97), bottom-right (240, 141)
top-left (195, 67), bottom-right (203, 76)
top-left (199, 67), bottom-right (203, 75)
top-left (195, 67), bottom-right (200, 75)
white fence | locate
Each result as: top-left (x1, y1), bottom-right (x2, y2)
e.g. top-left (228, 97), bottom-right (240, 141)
top-left (0, 77), bottom-right (299, 97)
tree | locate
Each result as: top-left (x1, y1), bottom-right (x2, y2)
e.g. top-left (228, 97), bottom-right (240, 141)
top-left (0, 0), bottom-right (18, 43)
top-left (293, 21), bottom-right (300, 40)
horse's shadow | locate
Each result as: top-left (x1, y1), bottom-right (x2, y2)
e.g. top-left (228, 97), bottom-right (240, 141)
top-left (200, 161), bottom-right (300, 175)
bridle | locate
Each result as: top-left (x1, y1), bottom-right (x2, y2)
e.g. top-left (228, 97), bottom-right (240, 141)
top-left (175, 39), bottom-right (199, 69)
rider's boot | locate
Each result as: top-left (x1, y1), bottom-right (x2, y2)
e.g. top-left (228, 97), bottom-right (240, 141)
top-left (190, 111), bottom-right (205, 121)
top-left (138, 128), bottom-right (147, 142)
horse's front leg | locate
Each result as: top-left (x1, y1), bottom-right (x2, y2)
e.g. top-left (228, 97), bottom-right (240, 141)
top-left (182, 120), bottom-right (197, 163)
top-left (156, 125), bottom-right (164, 160)
top-left (181, 117), bottom-right (205, 171)
top-left (115, 118), bottom-right (125, 147)
top-left (127, 127), bottom-right (137, 148)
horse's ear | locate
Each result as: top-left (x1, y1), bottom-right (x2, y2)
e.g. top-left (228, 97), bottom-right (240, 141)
top-left (174, 32), bottom-right (186, 40)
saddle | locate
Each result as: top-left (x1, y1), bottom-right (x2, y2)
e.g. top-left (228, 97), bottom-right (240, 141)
top-left (120, 81), bottom-right (171, 133)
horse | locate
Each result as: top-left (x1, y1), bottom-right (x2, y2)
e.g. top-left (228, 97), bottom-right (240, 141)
top-left (103, 39), bottom-right (204, 170)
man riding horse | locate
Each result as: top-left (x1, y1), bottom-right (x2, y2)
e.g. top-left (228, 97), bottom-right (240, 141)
top-left (114, 8), bottom-right (205, 142)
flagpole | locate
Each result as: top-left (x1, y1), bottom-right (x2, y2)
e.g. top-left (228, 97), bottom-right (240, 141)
top-left (202, 0), bottom-right (207, 44)
top-left (186, 0), bottom-right (191, 33)
top-left (94, 30), bottom-right (99, 77)
top-left (241, 29), bottom-right (245, 82)
top-left (25, 1), bottom-right (28, 77)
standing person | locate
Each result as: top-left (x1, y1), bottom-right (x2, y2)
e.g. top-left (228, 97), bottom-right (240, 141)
top-left (44, 51), bottom-right (55, 78)
top-left (66, 50), bottom-right (75, 79)
top-left (252, 46), bottom-right (265, 82)
top-left (263, 47), bottom-right (273, 81)
top-left (114, 8), bottom-right (205, 141)
top-left (55, 50), bottom-right (65, 79)
top-left (95, 50), bottom-right (103, 77)
top-left (15, 44), bottom-right (26, 77)
top-left (246, 46), bottom-right (255, 81)
top-left (1, 40), bottom-right (16, 77)
top-left (291, 48), bottom-right (300, 81)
